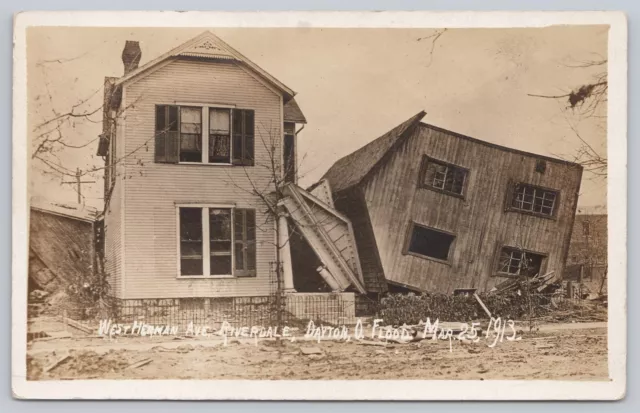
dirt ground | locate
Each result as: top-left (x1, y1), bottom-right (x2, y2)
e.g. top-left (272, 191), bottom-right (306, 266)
top-left (26, 320), bottom-right (608, 381)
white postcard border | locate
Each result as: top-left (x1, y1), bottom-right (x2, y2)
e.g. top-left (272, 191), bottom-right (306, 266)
top-left (12, 10), bottom-right (627, 400)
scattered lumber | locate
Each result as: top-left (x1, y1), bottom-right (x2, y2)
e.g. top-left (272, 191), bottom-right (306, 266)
top-left (357, 339), bottom-right (389, 347)
top-left (62, 317), bottom-right (93, 334)
top-left (300, 347), bottom-right (323, 355)
top-left (125, 358), bottom-right (153, 370)
top-left (474, 293), bottom-right (492, 318)
top-left (44, 353), bottom-right (71, 373)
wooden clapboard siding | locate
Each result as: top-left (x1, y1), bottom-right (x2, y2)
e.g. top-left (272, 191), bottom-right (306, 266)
top-left (115, 58), bottom-right (281, 299)
top-left (363, 124), bottom-right (582, 294)
top-left (104, 162), bottom-right (123, 297)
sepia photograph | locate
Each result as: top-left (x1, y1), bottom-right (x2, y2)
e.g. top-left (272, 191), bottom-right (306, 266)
top-left (12, 11), bottom-right (627, 400)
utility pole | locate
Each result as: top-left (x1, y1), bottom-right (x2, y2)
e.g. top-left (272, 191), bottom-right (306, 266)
top-left (62, 168), bottom-right (96, 205)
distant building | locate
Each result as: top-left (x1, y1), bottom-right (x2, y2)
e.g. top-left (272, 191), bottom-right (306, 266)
top-left (565, 214), bottom-right (608, 296)
top-left (323, 111), bottom-right (583, 295)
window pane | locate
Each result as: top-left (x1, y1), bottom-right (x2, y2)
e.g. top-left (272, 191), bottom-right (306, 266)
top-left (209, 135), bottom-right (230, 162)
top-left (209, 108), bottom-right (230, 134)
top-left (180, 107), bottom-right (201, 128)
top-left (210, 209), bottom-right (231, 239)
top-left (423, 159), bottom-right (466, 195)
top-left (498, 247), bottom-right (544, 276)
top-left (180, 208), bottom-right (202, 276)
top-left (179, 107), bottom-right (202, 162)
top-left (180, 208), bottom-right (202, 241)
top-left (407, 225), bottom-right (454, 261)
top-left (211, 256), bottom-right (232, 275)
top-left (511, 184), bottom-right (557, 215)
top-left (181, 258), bottom-right (203, 276)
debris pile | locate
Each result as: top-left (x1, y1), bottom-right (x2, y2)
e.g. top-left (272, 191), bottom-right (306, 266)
top-left (378, 271), bottom-right (606, 325)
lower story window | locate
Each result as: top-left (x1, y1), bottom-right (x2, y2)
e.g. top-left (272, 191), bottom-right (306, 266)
top-left (405, 223), bottom-right (455, 262)
top-left (179, 206), bottom-right (256, 277)
top-left (497, 247), bottom-right (545, 276)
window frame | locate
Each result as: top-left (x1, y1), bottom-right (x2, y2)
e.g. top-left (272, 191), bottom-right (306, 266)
top-left (418, 155), bottom-right (470, 199)
top-left (155, 103), bottom-right (255, 166)
top-left (175, 203), bottom-right (257, 279)
top-left (402, 221), bottom-right (456, 265)
top-left (505, 181), bottom-right (560, 219)
top-left (493, 245), bottom-right (548, 278)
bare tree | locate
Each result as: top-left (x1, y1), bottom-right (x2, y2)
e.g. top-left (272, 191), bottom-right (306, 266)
top-left (528, 59), bottom-right (608, 178)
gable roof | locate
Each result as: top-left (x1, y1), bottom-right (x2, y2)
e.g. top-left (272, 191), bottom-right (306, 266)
top-left (283, 98), bottom-right (307, 124)
top-left (322, 111), bottom-right (427, 193)
top-left (114, 31), bottom-right (295, 99)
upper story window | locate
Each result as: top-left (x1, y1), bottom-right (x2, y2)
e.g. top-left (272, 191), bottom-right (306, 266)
top-left (419, 156), bottom-right (468, 197)
top-left (508, 183), bottom-right (558, 217)
top-left (155, 104), bottom-right (254, 166)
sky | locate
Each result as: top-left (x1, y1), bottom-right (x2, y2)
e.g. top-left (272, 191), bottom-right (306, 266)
top-left (27, 26), bottom-right (608, 211)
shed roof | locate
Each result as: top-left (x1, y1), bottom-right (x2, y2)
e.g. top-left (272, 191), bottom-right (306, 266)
top-left (283, 98), bottom-right (307, 124)
top-left (30, 198), bottom-right (99, 223)
top-left (322, 111), bottom-right (426, 193)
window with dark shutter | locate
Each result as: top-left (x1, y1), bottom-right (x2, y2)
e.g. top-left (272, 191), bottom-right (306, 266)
top-left (232, 109), bottom-right (255, 166)
top-left (234, 209), bottom-right (256, 277)
top-left (155, 105), bottom-right (179, 163)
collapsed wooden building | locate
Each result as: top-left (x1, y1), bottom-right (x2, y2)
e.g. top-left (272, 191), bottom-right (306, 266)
top-left (320, 111), bottom-right (583, 296)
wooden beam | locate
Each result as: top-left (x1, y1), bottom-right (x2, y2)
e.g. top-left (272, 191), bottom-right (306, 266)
top-left (474, 293), bottom-right (492, 319)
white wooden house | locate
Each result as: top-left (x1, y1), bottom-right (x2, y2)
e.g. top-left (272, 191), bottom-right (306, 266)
top-left (97, 32), bottom-right (364, 314)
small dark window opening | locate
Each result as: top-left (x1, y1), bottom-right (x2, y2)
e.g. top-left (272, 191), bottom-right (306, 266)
top-left (421, 157), bottom-right (468, 196)
top-left (179, 106), bottom-right (203, 162)
top-left (284, 122), bottom-right (296, 183)
top-left (535, 159), bottom-right (547, 174)
top-left (497, 247), bottom-right (544, 277)
top-left (406, 224), bottom-right (455, 261)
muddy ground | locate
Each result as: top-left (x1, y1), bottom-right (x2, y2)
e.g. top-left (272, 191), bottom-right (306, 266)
top-left (26, 321), bottom-right (608, 381)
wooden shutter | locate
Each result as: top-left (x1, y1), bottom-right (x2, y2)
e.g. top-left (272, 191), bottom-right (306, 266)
top-left (231, 109), bottom-right (255, 166)
top-left (155, 105), bottom-right (180, 164)
top-left (234, 208), bottom-right (257, 277)
top-left (503, 179), bottom-right (516, 212)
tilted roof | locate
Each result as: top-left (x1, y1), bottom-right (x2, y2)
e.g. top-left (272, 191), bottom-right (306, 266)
top-left (322, 111), bottom-right (427, 193)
